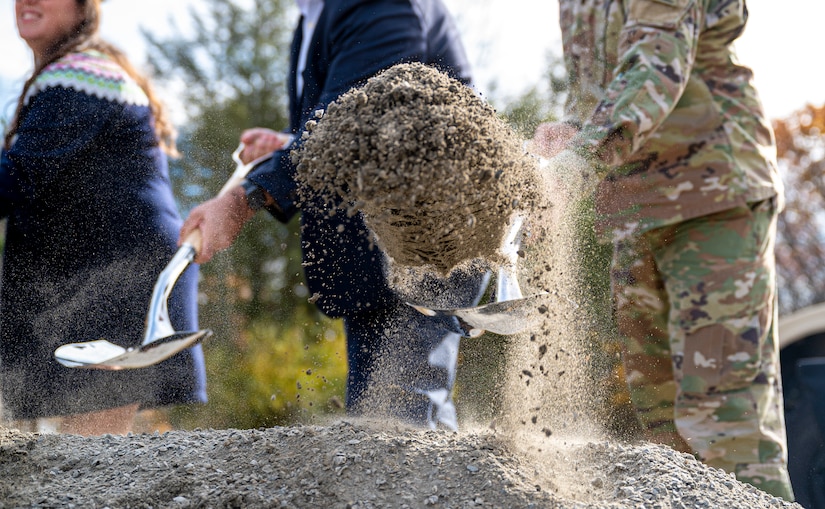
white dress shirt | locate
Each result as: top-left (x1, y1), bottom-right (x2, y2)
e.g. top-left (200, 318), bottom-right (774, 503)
top-left (295, 0), bottom-right (324, 94)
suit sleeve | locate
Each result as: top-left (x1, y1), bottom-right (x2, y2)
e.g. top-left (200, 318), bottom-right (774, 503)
top-left (247, 0), bottom-right (430, 221)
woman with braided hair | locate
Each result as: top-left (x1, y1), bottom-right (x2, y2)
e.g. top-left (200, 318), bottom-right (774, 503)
top-left (0, 0), bottom-right (206, 435)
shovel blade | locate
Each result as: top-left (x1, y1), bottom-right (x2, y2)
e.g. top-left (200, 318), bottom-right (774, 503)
top-left (55, 330), bottom-right (211, 370)
top-left (408, 292), bottom-right (550, 337)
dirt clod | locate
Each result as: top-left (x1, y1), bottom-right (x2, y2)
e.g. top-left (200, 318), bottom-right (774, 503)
top-left (295, 62), bottom-right (542, 276)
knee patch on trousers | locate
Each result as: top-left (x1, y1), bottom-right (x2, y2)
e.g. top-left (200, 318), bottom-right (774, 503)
top-left (680, 317), bottom-right (767, 395)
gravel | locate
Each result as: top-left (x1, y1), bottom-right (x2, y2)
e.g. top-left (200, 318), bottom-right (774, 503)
top-left (295, 62), bottom-right (542, 275)
top-left (0, 420), bottom-right (800, 508)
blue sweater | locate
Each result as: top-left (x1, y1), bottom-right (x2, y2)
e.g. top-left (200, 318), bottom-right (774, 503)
top-left (0, 50), bottom-right (206, 419)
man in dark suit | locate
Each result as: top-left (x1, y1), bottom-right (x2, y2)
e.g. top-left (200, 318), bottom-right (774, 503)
top-left (180, 0), bottom-right (486, 430)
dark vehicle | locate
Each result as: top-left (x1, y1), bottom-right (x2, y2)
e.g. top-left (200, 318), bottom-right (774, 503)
top-left (780, 303), bottom-right (825, 509)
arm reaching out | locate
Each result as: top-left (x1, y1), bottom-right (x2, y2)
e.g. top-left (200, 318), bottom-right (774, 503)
top-left (179, 185), bottom-right (258, 264)
top-left (179, 132), bottom-right (290, 264)
top-left (239, 128), bottom-right (292, 164)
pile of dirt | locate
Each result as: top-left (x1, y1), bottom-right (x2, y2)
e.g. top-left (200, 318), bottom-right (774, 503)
top-left (294, 62), bottom-right (542, 276)
top-left (0, 420), bottom-right (799, 508)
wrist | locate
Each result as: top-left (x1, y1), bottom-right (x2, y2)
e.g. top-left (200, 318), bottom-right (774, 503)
top-left (241, 180), bottom-right (270, 212)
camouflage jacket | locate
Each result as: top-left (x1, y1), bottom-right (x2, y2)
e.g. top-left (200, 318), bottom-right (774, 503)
top-left (560, 0), bottom-right (783, 241)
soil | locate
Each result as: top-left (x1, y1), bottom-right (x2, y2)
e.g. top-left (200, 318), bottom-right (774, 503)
top-left (294, 63), bottom-right (543, 276)
top-left (0, 420), bottom-right (800, 508)
top-left (0, 63), bottom-right (803, 508)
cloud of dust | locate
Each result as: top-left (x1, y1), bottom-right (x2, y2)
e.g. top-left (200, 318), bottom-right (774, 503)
top-left (497, 161), bottom-right (608, 440)
top-left (453, 153), bottom-right (621, 503)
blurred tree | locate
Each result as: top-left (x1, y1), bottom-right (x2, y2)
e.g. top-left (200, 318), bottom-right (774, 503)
top-left (495, 49), bottom-right (568, 139)
top-left (142, 0), bottom-right (347, 430)
top-left (773, 103), bottom-right (825, 316)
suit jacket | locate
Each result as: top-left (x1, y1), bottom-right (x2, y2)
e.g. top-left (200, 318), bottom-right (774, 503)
top-left (247, 0), bottom-right (474, 318)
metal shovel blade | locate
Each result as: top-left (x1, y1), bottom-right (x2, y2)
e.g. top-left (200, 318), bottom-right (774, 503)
top-left (55, 330), bottom-right (212, 370)
top-left (54, 143), bottom-right (272, 370)
top-left (408, 212), bottom-right (543, 337)
top-left (54, 243), bottom-right (200, 370)
top-left (408, 292), bottom-right (550, 337)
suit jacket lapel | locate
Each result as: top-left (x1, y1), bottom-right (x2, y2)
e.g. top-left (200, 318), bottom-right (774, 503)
top-left (288, 18), bottom-right (303, 130)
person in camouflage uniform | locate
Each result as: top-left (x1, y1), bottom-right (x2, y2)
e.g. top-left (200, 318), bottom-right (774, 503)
top-left (529, 0), bottom-right (793, 500)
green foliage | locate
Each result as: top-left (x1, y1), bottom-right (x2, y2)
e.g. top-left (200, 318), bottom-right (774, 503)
top-left (170, 306), bottom-right (348, 430)
top-left (143, 0), bottom-right (346, 430)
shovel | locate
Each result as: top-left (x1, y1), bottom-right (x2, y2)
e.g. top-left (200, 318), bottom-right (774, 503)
top-left (54, 143), bottom-right (277, 370)
top-left (408, 291), bottom-right (550, 338)
top-left (409, 213), bottom-right (549, 337)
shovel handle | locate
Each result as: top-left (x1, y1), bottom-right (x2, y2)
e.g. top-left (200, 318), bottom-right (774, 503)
top-left (181, 228), bottom-right (203, 254)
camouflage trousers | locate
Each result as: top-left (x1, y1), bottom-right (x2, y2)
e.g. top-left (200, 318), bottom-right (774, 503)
top-left (611, 198), bottom-right (794, 501)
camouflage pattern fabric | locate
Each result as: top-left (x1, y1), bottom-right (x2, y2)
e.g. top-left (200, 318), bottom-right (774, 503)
top-left (559, 0), bottom-right (783, 242)
top-left (557, 0), bottom-right (793, 499)
top-left (612, 198), bottom-right (793, 499)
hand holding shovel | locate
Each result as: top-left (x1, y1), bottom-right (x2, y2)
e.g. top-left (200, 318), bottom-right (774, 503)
top-left (54, 143), bottom-right (276, 370)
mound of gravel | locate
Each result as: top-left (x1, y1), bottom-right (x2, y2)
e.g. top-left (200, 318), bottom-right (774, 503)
top-left (294, 62), bottom-right (542, 275)
top-left (0, 420), bottom-right (799, 508)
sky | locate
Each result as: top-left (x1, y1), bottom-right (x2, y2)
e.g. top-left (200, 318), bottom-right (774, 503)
top-left (1, 1), bottom-right (822, 125)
